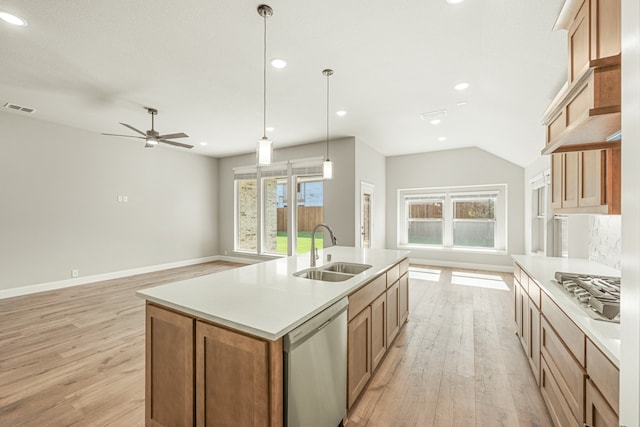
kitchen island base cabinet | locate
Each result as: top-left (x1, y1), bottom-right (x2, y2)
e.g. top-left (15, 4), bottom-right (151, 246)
top-left (348, 307), bottom-right (372, 408)
top-left (145, 303), bottom-right (283, 427)
top-left (371, 293), bottom-right (387, 372)
top-left (196, 320), bottom-right (282, 427)
top-left (386, 282), bottom-right (400, 344)
top-left (145, 304), bottom-right (194, 427)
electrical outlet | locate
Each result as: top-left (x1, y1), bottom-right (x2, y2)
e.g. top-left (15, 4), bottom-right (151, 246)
top-left (71, 269), bottom-right (79, 278)
top-left (224, 250), bottom-right (228, 255)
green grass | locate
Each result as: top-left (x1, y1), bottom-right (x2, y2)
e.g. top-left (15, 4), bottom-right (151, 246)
top-left (277, 231), bottom-right (323, 254)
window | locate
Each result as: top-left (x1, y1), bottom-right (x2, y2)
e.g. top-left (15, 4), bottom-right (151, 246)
top-left (234, 159), bottom-right (324, 256)
top-left (531, 171), bottom-right (550, 255)
top-left (398, 185), bottom-right (507, 251)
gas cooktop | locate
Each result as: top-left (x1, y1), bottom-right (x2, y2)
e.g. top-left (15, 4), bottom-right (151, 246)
top-left (554, 272), bottom-right (621, 323)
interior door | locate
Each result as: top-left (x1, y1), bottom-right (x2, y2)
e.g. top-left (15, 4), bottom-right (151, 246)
top-left (360, 182), bottom-right (374, 248)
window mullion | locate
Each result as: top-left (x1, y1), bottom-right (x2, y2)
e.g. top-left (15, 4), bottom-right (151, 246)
top-left (443, 194), bottom-right (453, 247)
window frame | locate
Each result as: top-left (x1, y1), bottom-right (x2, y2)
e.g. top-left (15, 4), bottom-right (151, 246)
top-left (397, 184), bottom-right (507, 253)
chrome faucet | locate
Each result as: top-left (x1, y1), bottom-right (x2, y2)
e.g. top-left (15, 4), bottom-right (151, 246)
top-left (310, 223), bottom-right (337, 267)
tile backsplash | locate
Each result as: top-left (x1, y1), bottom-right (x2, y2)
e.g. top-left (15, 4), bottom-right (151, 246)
top-left (588, 215), bottom-right (621, 270)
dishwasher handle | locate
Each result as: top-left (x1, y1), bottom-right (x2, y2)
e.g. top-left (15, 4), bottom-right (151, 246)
top-left (284, 297), bottom-right (348, 351)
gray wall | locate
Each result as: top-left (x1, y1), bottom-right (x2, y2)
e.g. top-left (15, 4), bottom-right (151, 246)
top-left (217, 137), bottom-right (357, 255)
top-left (0, 112), bottom-right (219, 290)
top-left (386, 147), bottom-right (525, 268)
top-left (354, 138), bottom-right (386, 248)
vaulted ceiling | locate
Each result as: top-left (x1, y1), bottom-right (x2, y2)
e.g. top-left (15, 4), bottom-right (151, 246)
top-left (0, 0), bottom-right (567, 166)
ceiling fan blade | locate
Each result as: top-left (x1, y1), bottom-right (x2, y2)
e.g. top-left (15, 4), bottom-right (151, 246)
top-left (158, 132), bottom-right (189, 140)
top-left (119, 122), bottom-right (147, 136)
top-left (160, 140), bottom-right (194, 149)
top-left (101, 133), bottom-right (145, 139)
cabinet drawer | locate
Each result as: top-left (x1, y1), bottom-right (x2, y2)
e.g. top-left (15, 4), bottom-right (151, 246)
top-left (541, 292), bottom-right (585, 366)
top-left (399, 258), bottom-right (409, 277)
top-left (348, 274), bottom-right (386, 321)
top-left (386, 264), bottom-right (400, 287)
top-left (540, 357), bottom-right (581, 427)
top-left (586, 338), bottom-right (619, 413)
top-left (541, 317), bottom-right (585, 423)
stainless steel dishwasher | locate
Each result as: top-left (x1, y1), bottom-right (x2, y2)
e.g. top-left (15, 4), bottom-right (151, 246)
top-left (283, 297), bottom-right (348, 427)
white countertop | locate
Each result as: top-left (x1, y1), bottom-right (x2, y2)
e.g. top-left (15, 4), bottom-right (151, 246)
top-left (512, 255), bottom-right (621, 367)
top-left (137, 247), bottom-right (409, 341)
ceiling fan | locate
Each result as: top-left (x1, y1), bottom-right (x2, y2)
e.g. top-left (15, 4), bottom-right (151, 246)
top-left (102, 107), bottom-right (193, 149)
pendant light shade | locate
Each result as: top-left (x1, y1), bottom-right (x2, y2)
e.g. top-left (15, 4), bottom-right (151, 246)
top-left (323, 68), bottom-right (334, 180)
top-left (257, 5), bottom-right (273, 165)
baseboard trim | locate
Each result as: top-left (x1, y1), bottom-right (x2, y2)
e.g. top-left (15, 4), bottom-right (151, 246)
top-left (409, 257), bottom-right (514, 273)
top-left (0, 255), bottom-right (257, 300)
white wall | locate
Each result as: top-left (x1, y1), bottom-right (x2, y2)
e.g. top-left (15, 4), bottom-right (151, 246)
top-left (0, 112), bottom-right (219, 291)
top-left (620, 0), bottom-right (640, 423)
top-left (386, 147), bottom-right (524, 269)
top-left (354, 139), bottom-right (386, 248)
top-left (217, 137), bottom-right (357, 255)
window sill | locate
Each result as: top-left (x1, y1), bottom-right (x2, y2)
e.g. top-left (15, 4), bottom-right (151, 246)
top-left (398, 244), bottom-right (508, 256)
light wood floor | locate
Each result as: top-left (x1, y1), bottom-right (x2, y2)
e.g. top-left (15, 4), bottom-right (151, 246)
top-left (348, 267), bottom-right (552, 427)
top-left (0, 261), bottom-right (244, 426)
top-left (0, 263), bottom-right (552, 426)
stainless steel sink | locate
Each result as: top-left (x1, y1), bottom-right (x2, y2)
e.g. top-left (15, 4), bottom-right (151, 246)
top-left (322, 262), bottom-right (372, 275)
top-left (293, 262), bottom-right (372, 282)
top-left (293, 269), bottom-right (353, 282)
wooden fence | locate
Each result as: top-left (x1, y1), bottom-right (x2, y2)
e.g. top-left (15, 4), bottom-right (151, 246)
top-left (277, 206), bottom-right (323, 232)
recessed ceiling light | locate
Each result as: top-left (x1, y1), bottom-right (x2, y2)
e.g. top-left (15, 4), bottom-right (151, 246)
top-left (336, 110), bottom-right (347, 117)
top-left (199, 142), bottom-right (208, 146)
top-left (430, 119), bottom-right (441, 125)
top-left (456, 101), bottom-right (468, 107)
top-left (438, 137), bottom-right (447, 141)
top-left (446, 0), bottom-right (465, 4)
top-left (454, 82), bottom-right (470, 91)
top-left (271, 58), bottom-right (287, 69)
top-left (266, 127), bottom-right (275, 132)
top-left (0, 11), bottom-right (28, 26)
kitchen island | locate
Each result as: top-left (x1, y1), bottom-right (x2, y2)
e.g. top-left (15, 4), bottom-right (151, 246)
top-left (137, 246), bottom-right (409, 427)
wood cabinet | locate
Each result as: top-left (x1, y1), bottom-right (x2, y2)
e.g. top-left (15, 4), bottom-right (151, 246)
top-left (526, 295), bottom-right (541, 383)
top-left (348, 306), bottom-right (371, 408)
top-left (550, 148), bottom-right (620, 214)
top-left (386, 281), bottom-right (400, 344)
top-left (145, 304), bottom-right (194, 427)
top-left (585, 379), bottom-right (618, 427)
top-left (195, 321), bottom-right (282, 427)
top-left (371, 293), bottom-right (387, 372)
top-left (347, 257), bottom-right (409, 410)
top-left (145, 303), bottom-right (283, 427)
top-left (514, 267), bottom-right (540, 384)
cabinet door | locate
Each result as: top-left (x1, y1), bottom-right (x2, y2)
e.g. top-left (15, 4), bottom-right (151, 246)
top-left (551, 153), bottom-right (563, 211)
top-left (386, 281), bottom-right (400, 345)
top-left (399, 274), bottom-right (409, 325)
top-left (519, 288), bottom-right (530, 354)
top-left (145, 304), bottom-right (194, 427)
top-left (514, 280), bottom-right (523, 338)
top-left (527, 296), bottom-right (541, 385)
top-left (563, 151), bottom-right (580, 208)
top-left (579, 150), bottom-right (603, 208)
top-left (590, 0), bottom-right (621, 60)
top-left (371, 293), bottom-right (386, 372)
top-left (585, 379), bottom-right (618, 427)
top-left (348, 307), bottom-right (372, 409)
top-left (568, 0), bottom-right (590, 82)
top-left (196, 320), bottom-right (282, 427)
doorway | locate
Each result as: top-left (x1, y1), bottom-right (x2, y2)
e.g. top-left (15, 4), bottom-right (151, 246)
top-left (360, 181), bottom-right (374, 248)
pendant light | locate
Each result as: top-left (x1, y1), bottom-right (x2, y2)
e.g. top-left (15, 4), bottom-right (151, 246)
top-left (257, 5), bottom-right (273, 165)
top-left (322, 69), bottom-right (334, 180)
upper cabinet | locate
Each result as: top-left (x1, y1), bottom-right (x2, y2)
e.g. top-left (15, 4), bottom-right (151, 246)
top-left (541, 0), bottom-right (621, 155)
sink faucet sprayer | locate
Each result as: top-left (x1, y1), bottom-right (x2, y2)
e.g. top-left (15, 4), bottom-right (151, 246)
top-left (310, 224), bottom-right (337, 267)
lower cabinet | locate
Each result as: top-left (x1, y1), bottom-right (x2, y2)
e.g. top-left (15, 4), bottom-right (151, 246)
top-left (399, 274), bottom-right (409, 325)
top-left (195, 320), bottom-right (282, 427)
top-left (145, 303), bottom-right (283, 427)
top-left (386, 281), bottom-right (400, 344)
top-left (371, 293), bottom-right (387, 372)
top-left (347, 306), bottom-right (372, 408)
top-left (526, 295), bottom-right (541, 384)
top-left (585, 379), bottom-right (618, 427)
